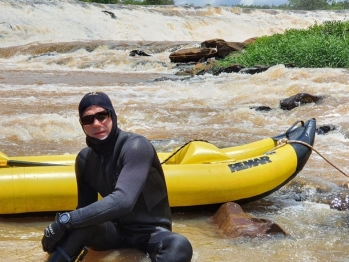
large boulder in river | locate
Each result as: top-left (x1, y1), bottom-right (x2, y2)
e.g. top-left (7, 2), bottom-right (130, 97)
top-left (201, 38), bottom-right (245, 58)
top-left (280, 93), bottom-right (323, 110)
top-left (170, 38), bottom-right (256, 64)
top-left (201, 38), bottom-right (226, 48)
top-left (211, 202), bottom-right (287, 238)
top-left (169, 48), bottom-right (217, 63)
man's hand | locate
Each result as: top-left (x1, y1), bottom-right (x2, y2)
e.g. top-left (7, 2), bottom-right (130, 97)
top-left (41, 213), bottom-right (68, 253)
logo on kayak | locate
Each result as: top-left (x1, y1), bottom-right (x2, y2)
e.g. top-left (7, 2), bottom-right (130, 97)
top-left (228, 156), bottom-right (272, 173)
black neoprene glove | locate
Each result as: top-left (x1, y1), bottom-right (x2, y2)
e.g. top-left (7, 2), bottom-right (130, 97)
top-left (41, 213), bottom-right (70, 253)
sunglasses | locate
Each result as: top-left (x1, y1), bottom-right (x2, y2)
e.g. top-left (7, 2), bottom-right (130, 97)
top-left (80, 110), bottom-right (111, 125)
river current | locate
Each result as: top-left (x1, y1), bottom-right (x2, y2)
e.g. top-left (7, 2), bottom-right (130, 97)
top-left (1, 1), bottom-right (349, 261)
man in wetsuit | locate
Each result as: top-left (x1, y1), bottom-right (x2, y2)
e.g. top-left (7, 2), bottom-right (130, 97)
top-left (41, 91), bottom-right (193, 262)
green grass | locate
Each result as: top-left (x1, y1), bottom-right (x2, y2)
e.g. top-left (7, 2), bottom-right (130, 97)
top-left (217, 20), bottom-right (349, 69)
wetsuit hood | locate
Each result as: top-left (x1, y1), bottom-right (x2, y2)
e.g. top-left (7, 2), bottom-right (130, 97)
top-left (78, 92), bottom-right (119, 154)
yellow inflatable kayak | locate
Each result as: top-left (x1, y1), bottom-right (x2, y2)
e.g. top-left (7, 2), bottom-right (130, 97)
top-left (0, 118), bottom-right (316, 214)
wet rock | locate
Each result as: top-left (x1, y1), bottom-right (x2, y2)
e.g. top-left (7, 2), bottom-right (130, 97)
top-left (175, 70), bottom-right (195, 76)
top-left (215, 41), bottom-right (245, 58)
top-left (175, 62), bottom-right (197, 72)
top-left (316, 125), bottom-right (337, 135)
top-left (176, 60), bottom-right (218, 76)
top-left (276, 177), bottom-right (342, 205)
top-left (195, 64), bottom-right (270, 76)
top-left (193, 62), bottom-right (213, 72)
top-left (102, 10), bottom-right (116, 19)
top-left (171, 38), bottom-right (297, 76)
top-left (28, 52), bottom-right (55, 61)
top-left (284, 63), bottom-right (296, 68)
top-left (213, 64), bottom-right (244, 75)
top-left (171, 38), bottom-right (275, 75)
top-left (175, 62), bottom-right (207, 76)
top-left (239, 66), bottom-right (270, 75)
top-left (153, 76), bottom-right (190, 82)
top-left (250, 106), bottom-right (272, 111)
top-left (129, 50), bottom-right (151, 56)
top-left (201, 38), bottom-right (226, 48)
top-left (280, 93), bottom-right (323, 110)
top-left (201, 38), bottom-right (245, 58)
top-left (279, 178), bottom-right (317, 202)
top-left (211, 202), bottom-right (287, 238)
top-left (170, 38), bottom-right (248, 64)
top-left (169, 48), bottom-right (217, 63)
top-left (330, 193), bottom-right (349, 210)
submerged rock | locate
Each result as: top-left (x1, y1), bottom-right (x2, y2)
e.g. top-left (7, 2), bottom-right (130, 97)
top-left (250, 106), bottom-right (272, 111)
top-left (211, 202), bottom-right (287, 238)
top-left (330, 195), bottom-right (349, 210)
top-left (316, 125), bottom-right (338, 135)
top-left (280, 93), bottom-right (323, 110)
top-left (129, 50), bottom-right (151, 56)
top-left (239, 66), bottom-right (271, 74)
top-left (102, 10), bottom-right (116, 19)
top-left (214, 64), bottom-right (244, 75)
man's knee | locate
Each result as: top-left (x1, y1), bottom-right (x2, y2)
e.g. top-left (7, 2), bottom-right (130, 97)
top-left (147, 231), bottom-right (193, 262)
top-left (164, 233), bottom-right (192, 262)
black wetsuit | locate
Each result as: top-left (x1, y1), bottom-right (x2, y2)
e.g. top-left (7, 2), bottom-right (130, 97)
top-left (73, 129), bottom-right (172, 248)
top-left (46, 92), bottom-right (192, 262)
top-left (49, 129), bottom-right (192, 262)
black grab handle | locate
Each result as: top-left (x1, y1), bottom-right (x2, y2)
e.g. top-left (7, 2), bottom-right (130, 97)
top-left (286, 120), bottom-right (304, 139)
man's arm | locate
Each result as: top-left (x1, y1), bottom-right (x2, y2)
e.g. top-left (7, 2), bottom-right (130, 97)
top-left (75, 148), bottom-right (98, 209)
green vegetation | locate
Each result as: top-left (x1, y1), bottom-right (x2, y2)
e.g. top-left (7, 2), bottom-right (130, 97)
top-left (216, 20), bottom-right (349, 69)
top-left (238, 0), bottom-right (349, 10)
top-left (80, 0), bottom-right (174, 5)
top-left (283, 0), bottom-right (349, 10)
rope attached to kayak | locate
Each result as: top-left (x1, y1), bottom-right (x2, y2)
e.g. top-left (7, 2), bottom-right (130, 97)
top-left (162, 137), bottom-right (349, 179)
top-left (269, 138), bottom-right (349, 179)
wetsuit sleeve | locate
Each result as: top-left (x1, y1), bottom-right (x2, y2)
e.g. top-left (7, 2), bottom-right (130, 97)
top-left (70, 136), bottom-right (155, 227)
top-left (75, 148), bottom-right (98, 209)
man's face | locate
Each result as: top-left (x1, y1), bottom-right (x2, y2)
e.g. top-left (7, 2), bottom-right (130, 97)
top-left (81, 105), bottom-right (113, 140)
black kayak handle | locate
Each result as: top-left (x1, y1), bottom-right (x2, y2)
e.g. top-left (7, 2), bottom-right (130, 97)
top-left (7, 160), bottom-right (68, 167)
top-left (286, 120), bottom-right (304, 139)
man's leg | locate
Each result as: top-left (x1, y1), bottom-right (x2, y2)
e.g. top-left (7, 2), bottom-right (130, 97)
top-left (47, 221), bottom-right (124, 262)
top-left (146, 228), bottom-right (193, 262)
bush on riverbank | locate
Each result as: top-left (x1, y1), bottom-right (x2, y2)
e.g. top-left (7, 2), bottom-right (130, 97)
top-left (217, 20), bottom-right (349, 69)
top-left (238, 0), bottom-right (349, 10)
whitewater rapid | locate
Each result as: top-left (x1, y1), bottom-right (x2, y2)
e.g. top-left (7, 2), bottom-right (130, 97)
top-left (1, 0), bottom-right (349, 47)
